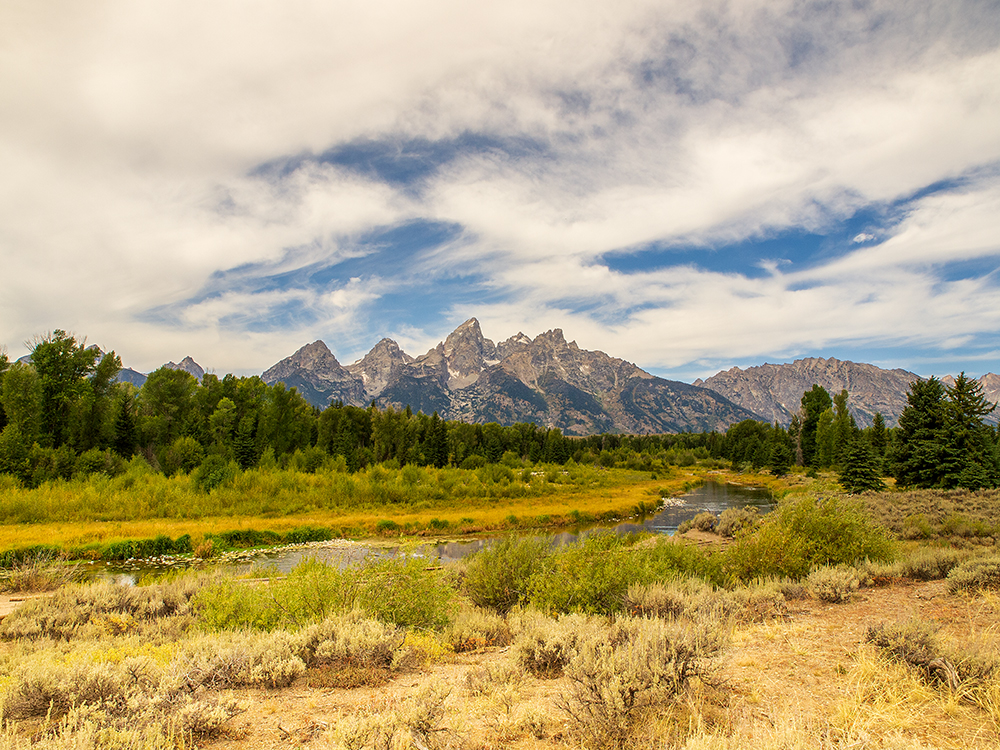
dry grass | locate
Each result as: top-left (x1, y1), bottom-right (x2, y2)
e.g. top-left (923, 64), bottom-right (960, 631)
top-left (3, 549), bottom-right (1000, 749)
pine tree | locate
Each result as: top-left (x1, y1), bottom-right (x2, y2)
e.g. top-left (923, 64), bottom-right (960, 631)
top-left (891, 378), bottom-right (948, 487)
top-left (767, 424), bottom-right (794, 477)
top-left (868, 412), bottom-right (888, 472)
top-left (942, 373), bottom-right (999, 489)
top-left (112, 390), bottom-right (139, 458)
top-left (838, 438), bottom-right (885, 493)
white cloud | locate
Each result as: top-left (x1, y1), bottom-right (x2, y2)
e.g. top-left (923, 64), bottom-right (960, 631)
top-left (1, 0), bottom-right (999, 377)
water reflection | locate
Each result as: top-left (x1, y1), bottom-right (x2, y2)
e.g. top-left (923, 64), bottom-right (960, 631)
top-left (90, 480), bottom-right (772, 581)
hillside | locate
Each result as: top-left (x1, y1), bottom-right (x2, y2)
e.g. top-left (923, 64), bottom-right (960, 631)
top-left (694, 357), bottom-right (924, 427)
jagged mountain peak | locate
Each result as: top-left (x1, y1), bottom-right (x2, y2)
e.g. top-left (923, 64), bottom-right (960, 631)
top-left (262, 320), bottom-right (759, 434)
top-left (164, 356), bottom-right (205, 380)
top-left (346, 337), bottom-right (413, 397)
top-left (441, 318), bottom-right (498, 388)
top-left (497, 332), bottom-right (532, 354)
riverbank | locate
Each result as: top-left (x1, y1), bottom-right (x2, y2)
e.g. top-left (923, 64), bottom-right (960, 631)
top-left (0, 466), bottom-right (793, 563)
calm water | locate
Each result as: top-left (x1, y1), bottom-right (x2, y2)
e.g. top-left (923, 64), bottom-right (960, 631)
top-left (88, 480), bottom-right (772, 581)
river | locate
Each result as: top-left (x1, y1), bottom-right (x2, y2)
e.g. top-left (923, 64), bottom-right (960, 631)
top-left (87, 480), bottom-right (773, 582)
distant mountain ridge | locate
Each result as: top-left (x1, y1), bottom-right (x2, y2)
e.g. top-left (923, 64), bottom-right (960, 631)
top-left (262, 319), bottom-right (759, 435)
top-left (695, 358), bottom-right (999, 427)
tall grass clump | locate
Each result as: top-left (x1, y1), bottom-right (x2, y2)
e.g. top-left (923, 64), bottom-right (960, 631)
top-left (195, 555), bottom-right (453, 632)
top-left (723, 495), bottom-right (895, 582)
top-left (947, 554), bottom-right (1000, 594)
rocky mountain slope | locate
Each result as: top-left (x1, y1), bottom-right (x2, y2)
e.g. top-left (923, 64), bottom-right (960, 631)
top-left (262, 319), bottom-right (759, 434)
top-left (694, 358), bottom-right (922, 427)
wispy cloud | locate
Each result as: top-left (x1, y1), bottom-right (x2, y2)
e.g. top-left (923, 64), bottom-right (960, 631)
top-left (1, 0), bottom-right (998, 379)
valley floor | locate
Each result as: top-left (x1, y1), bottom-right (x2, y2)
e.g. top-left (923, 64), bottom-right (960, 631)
top-left (177, 578), bottom-right (998, 750)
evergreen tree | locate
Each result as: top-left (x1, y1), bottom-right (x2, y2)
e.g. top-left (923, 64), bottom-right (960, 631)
top-left (799, 385), bottom-right (832, 467)
top-left (767, 424), bottom-right (794, 477)
top-left (838, 438), bottom-right (885, 493)
top-left (891, 378), bottom-right (949, 488)
top-left (112, 389), bottom-right (140, 458)
top-left (868, 412), bottom-right (888, 473)
top-left (832, 389), bottom-right (858, 466)
top-left (942, 373), bottom-right (999, 489)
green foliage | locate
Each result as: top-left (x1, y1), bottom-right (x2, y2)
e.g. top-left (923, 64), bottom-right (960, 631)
top-left (528, 535), bottom-right (636, 615)
top-left (196, 555), bottom-right (452, 631)
top-left (892, 375), bottom-right (999, 490)
top-left (723, 495), bottom-right (895, 582)
top-left (800, 384), bottom-right (833, 467)
top-left (463, 535), bottom-right (551, 613)
top-left (527, 534), bottom-right (721, 615)
top-left (358, 556), bottom-right (453, 629)
top-left (838, 438), bottom-right (886, 493)
top-left (208, 528), bottom-right (282, 549)
top-left (160, 435), bottom-right (204, 475)
top-left (192, 453), bottom-right (239, 492)
top-left (99, 534), bottom-right (192, 561)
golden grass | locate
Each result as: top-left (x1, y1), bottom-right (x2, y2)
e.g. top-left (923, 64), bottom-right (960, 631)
top-left (0, 465), bottom-right (771, 553)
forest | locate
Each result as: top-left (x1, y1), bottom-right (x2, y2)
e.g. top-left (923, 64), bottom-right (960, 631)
top-left (0, 330), bottom-right (997, 494)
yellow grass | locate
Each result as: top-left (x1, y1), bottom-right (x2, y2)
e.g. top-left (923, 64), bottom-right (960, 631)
top-left (0, 467), bottom-right (732, 551)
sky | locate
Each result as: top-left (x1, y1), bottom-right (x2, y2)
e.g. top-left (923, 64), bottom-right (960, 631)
top-left (2, 0), bottom-right (999, 383)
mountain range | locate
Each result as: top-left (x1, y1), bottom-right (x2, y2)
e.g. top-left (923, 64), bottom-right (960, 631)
top-left (99, 319), bottom-right (998, 434)
top-left (261, 319), bottom-right (761, 435)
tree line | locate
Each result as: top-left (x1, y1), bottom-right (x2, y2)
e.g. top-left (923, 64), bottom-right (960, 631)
top-left (0, 330), bottom-right (717, 487)
top-left (0, 330), bottom-right (997, 492)
top-left (720, 376), bottom-right (1000, 492)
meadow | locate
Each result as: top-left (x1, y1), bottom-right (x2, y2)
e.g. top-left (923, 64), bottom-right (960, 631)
top-left (0, 484), bottom-right (998, 749)
top-left (0, 460), bottom-right (775, 561)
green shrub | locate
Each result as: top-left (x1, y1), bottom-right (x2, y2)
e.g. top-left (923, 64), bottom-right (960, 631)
top-left (208, 528), bottom-right (282, 549)
top-left (195, 558), bottom-right (354, 631)
top-left (723, 495), bottom-right (895, 582)
top-left (193, 454), bottom-right (239, 492)
top-left (99, 534), bottom-right (191, 561)
top-left (528, 535), bottom-right (634, 615)
top-left (283, 525), bottom-right (333, 544)
top-left (357, 556), bottom-right (453, 629)
top-left (460, 454), bottom-right (487, 470)
top-left (0, 544), bottom-right (63, 569)
top-left (463, 535), bottom-right (550, 614)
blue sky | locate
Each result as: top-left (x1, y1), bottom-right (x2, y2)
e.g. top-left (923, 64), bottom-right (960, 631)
top-left (1, 0), bottom-right (999, 382)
